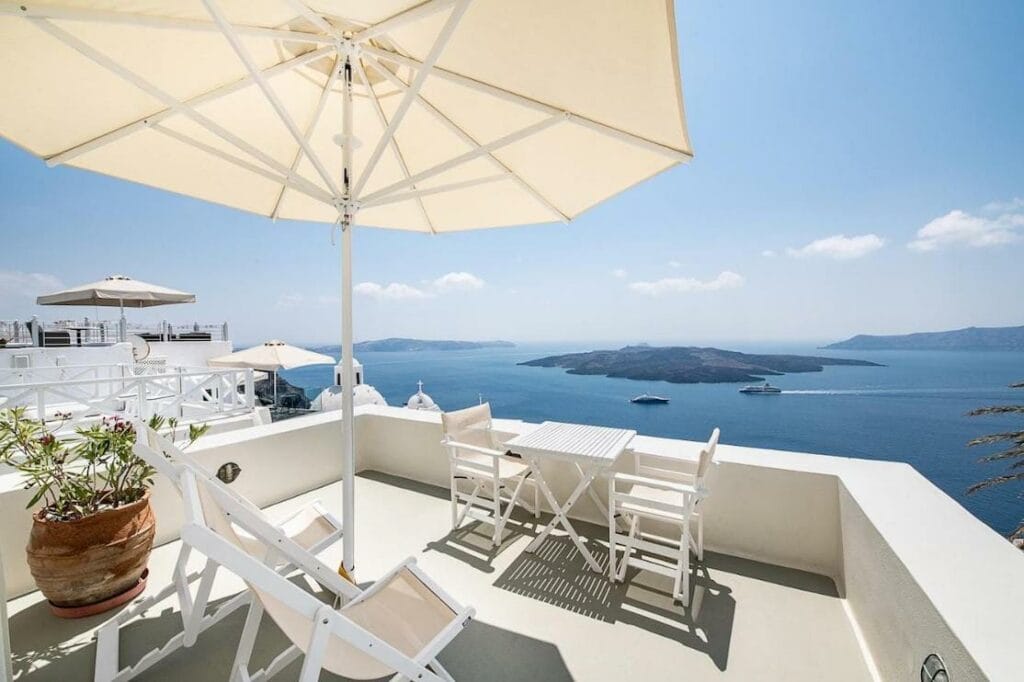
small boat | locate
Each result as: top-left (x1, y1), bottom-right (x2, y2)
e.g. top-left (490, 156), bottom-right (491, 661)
top-left (631, 393), bottom-right (670, 404)
top-left (739, 382), bottom-right (782, 394)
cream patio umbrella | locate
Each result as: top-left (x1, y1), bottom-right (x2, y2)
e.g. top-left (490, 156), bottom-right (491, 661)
top-left (36, 274), bottom-right (196, 342)
top-left (0, 0), bottom-right (693, 574)
top-left (209, 340), bottom-right (335, 406)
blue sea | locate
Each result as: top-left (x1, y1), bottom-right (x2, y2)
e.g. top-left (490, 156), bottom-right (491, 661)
top-left (282, 343), bottom-right (1024, 536)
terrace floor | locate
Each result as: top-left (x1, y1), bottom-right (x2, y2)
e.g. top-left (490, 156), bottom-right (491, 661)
top-left (8, 471), bottom-right (874, 681)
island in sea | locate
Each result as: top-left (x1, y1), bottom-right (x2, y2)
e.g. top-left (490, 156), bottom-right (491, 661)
top-left (353, 338), bottom-right (515, 352)
top-left (520, 345), bottom-right (882, 384)
top-left (824, 325), bottom-right (1024, 352)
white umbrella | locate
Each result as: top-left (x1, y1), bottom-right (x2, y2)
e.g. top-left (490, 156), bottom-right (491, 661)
top-left (36, 275), bottom-right (196, 341)
top-left (0, 1), bottom-right (692, 575)
top-left (209, 340), bottom-right (335, 406)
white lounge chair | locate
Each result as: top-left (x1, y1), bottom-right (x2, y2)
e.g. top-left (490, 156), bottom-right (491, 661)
top-left (608, 428), bottom-right (720, 605)
top-left (441, 403), bottom-right (538, 546)
top-left (178, 465), bottom-right (474, 682)
top-left (94, 425), bottom-right (344, 682)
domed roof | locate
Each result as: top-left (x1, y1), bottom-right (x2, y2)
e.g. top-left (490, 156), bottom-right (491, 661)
top-left (406, 380), bottom-right (440, 411)
top-left (312, 383), bottom-right (387, 412)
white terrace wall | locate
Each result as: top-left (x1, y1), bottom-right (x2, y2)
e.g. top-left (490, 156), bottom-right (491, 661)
top-left (1, 406), bottom-right (1021, 679)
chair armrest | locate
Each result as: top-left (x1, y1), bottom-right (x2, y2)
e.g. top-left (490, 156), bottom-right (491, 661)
top-left (612, 472), bottom-right (705, 498)
top-left (443, 439), bottom-right (507, 459)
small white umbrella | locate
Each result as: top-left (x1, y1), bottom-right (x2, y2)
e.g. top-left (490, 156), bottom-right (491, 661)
top-left (36, 275), bottom-right (196, 341)
top-left (209, 340), bottom-right (335, 406)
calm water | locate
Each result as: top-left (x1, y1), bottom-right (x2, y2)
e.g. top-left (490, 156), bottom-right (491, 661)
top-left (283, 343), bottom-right (1024, 535)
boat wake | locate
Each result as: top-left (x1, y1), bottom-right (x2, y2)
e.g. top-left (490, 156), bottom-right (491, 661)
top-left (781, 387), bottom-right (991, 396)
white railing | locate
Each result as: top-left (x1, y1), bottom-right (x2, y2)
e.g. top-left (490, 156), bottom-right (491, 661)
top-left (0, 366), bottom-right (255, 425)
top-left (1, 319), bottom-right (230, 347)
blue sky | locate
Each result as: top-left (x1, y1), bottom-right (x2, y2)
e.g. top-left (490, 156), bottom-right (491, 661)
top-left (2, 1), bottom-right (1023, 346)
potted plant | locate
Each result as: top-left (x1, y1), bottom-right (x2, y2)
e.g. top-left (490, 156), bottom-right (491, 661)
top-left (0, 409), bottom-right (206, 617)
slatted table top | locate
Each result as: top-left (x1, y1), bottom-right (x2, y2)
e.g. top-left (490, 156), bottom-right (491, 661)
top-left (504, 421), bottom-right (636, 465)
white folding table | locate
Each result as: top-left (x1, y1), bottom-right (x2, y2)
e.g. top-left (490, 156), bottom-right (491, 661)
top-left (504, 421), bottom-right (635, 572)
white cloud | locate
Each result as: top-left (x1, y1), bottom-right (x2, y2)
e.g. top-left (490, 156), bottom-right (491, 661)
top-left (668, 260), bottom-right (682, 269)
top-left (611, 268), bottom-right (628, 279)
top-left (354, 282), bottom-right (432, 301)
top-left (981, 197), bottom-right (1024, 214)
top-left (786, 234), bottom-right (885, 260)
top-left (761, 249), bottom-right (777, 258)
top-left (908, 208), bottom-right (1024, 252)
top-left (355, 271), bottom-right (485, 301)
top-left (628, 271), bottom-right (745, 296)
top-left (275, 293), bottom-right (305, 308)
top-left (432, 271), bottom-right (484, 292)
top-left (0, 270), bottom-right (62, 300)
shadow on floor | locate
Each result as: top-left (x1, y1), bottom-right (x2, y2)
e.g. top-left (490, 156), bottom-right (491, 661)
top-left (11, 587), bottom-right (571, 682)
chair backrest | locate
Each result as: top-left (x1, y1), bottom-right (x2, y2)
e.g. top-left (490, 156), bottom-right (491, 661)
top-left (695, 427), bottom-right (720, 486)
top-left (441, 402), bottom-right (495, 450)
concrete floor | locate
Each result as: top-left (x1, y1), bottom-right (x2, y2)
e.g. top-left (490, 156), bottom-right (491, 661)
top-left (8, 471), bottom-right (873, 681)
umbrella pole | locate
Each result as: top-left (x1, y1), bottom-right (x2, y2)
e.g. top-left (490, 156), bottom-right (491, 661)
top-left (273, 369), bottom-right (278, 407)
top-left (119, 298), bottom-right (126, 342)
top-left (340, 52), bottom-right (356, 575)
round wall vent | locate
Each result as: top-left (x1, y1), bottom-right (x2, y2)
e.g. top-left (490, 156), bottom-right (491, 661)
top-left (921, 654), bottom-right (949, 682)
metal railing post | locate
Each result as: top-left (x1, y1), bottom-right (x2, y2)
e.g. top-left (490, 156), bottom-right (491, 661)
top-left (244, 368), bottom-right (254, 409)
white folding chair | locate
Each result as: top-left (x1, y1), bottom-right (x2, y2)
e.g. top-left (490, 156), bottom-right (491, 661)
top-left (608, 428), bottom-right (720, 606)
top-left (178, 466), bottom-right (474, 682)
top-left (94, 424), bottom-right (344, 682)
top-left (441, 403), bottom-right (539, 546)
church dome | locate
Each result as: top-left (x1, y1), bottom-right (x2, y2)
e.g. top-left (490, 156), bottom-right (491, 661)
top-left (312, 383), bottom-right (387, 412)
top-left (406, 380), bottom-right (440, 411)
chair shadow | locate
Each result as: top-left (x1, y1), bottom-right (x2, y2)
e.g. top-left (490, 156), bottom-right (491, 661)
top-left (423, 503), bottom-right (545, 574)
top-left (492, 531), bottom-right (743, 672)
top-left (11, 581), bottom-right (572, 682)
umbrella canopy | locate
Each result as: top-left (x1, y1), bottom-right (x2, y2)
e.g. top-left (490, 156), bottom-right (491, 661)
top-left (0, 0), bottom-right (691, 574)
top-left (208, 340), bottom-right (335, 372)
top-left (36, 275), bottom-right (196, 308)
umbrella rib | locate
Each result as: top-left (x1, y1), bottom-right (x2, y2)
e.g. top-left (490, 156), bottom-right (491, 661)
top-left (152, 124), bottom-right (334, 205)
top-left (31, 18), bottom-right (333, 205)
top-left (46, 45), bottom-right (334, 168)
top-left (203, 0), bottom-right (342, 200)
top-left (351, 0), bottom-right (470, 199)
top-left (363, 44), bottom-right (693, 162)
top-left (272, 56), bottom-right (341, 220)
top-left (352, 58), bottom-right (435, 233)
top-left (361, 174), bottom-right (508, 209)
top-left (359, 114), bottom-right (563, 205)
top-left (362, 54), bottom-right (569, 222)
top-left (280, 0), bottom-right (339, 37)
top-left (0, 2), bottom-right (332, 44)
top-left (354, 0), bottom-right (458, 42)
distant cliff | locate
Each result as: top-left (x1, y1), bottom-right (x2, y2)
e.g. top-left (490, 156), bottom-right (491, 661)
top-left (353, 338), bottom-right (515, 352)
top-left (824, 326), bottom-right (1024, 351)
top-left (520, 346), bottom-right (881, 384)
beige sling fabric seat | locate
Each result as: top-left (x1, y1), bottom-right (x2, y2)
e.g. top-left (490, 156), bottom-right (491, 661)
top-left (181, 466), bottom-right (473, 682)
top-left (441, 403), bottom-right (539, 546)
top-left (93, 425), bottom-right (344, 682)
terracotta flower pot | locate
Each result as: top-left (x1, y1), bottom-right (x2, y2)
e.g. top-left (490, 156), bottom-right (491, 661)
top-left (26, 490), bottom-right (155, 614)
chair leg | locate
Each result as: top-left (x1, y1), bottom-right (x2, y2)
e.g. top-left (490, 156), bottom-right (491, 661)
top-left (298, 607), bottom-right (333, 682)
top-left (534, 473), bottom-right (540, 518)
top-left (231, 599), bottom-right (264, 682)
top-left (676, 526), bottom-right (691, 607)
top-left (697, 512), bottom-right (704, 561)
top-left (492, 478), bottom-right (502, 546)
top-left (450, 472), bottom-right (458, 530)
